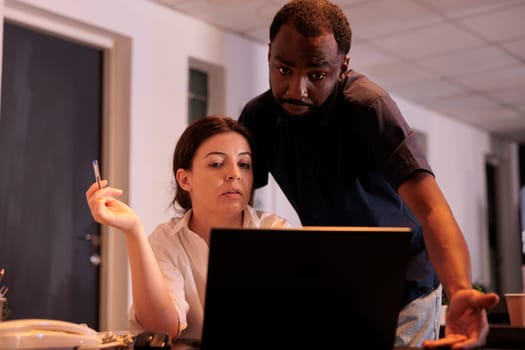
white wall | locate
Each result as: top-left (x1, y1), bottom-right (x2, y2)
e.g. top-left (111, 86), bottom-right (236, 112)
top-left (397, 98), bottom-right (522, 292)
top-left (396, 97), bottom-right (493, 286)
top-left (2, 0), bottom-right (521, 329)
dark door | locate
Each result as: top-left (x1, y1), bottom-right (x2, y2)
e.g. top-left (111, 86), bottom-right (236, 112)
top-left (0, 22), bottom-right (102, 329)
top-left (486, 162), bottom-right (501, 294)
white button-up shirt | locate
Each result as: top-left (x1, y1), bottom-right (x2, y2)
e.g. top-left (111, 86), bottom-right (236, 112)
top-left (128, 206), bottom-right (291, 339)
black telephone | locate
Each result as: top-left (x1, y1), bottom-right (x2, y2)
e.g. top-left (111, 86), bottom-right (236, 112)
top-left (134, 331), bottom-right (171, 349)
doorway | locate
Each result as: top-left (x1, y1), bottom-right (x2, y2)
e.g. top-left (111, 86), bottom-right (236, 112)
top-left (0, 21), bottom-right (102, 328)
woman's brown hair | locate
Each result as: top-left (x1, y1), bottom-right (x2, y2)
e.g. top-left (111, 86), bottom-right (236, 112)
top-left (172, 115), bottom-right (255, 211)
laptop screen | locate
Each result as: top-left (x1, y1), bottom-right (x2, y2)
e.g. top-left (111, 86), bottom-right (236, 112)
top-left (201, 226), bottom-right (412, 349)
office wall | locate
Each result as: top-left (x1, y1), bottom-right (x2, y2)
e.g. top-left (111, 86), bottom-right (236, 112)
top-left (400, 98), bottom-right (522, 293)
top-left (2, 0), bottom-right (520, 327)
top-left (397, 98), bottom-right (493, 286)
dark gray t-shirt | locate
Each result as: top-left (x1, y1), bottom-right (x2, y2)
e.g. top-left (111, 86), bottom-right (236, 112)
top-left (238, 70), bottom-right (440, 306)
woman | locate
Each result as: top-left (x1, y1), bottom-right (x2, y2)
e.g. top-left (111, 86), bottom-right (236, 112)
top-left (86, 115), bottom-right (290, 339)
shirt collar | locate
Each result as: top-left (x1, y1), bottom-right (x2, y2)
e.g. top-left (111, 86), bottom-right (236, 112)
top-left (174, 206), bottom-right (259, 231)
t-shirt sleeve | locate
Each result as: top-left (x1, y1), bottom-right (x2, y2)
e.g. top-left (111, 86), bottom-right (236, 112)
top-left (366, 94), bottom-right (433, 189)
top-left (386, 131), bottom-right (433, 189)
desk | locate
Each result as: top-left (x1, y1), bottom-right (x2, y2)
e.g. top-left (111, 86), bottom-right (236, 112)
top-left (485, 324), bottom-right (525, 348)
top-left (439, 324), bottom-right (525, 349)
top-left (171, 339), bottom-right (199, 350)
top-left (170, 342), bottom-right (425, 350)
top-left (170, 339), bottom-right (523, 350)
top-left (168, 324), bottom-right (525, 350)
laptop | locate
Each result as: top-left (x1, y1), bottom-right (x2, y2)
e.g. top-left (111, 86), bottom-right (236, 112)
top-left (199, 226), bottom-right (412, 350)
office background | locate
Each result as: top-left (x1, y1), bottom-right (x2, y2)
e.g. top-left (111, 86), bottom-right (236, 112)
top-left (0, 0), bottom-right (522, 331)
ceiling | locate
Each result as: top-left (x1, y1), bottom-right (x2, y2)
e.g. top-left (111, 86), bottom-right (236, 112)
top-left (150, 0), bottom-right (525, 142)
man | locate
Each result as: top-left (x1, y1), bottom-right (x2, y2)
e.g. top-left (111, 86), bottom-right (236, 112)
top-left (238, 0), bottom-right (499, 348)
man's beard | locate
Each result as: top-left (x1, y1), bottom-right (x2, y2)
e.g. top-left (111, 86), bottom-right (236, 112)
top-left (277, 98), bottom-right (317, 119)
top-left (274, 83), bottom-right (340, 121)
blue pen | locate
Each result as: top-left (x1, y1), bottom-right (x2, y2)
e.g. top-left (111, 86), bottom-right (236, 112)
top-left (92, 160), bottom-right (101, 190)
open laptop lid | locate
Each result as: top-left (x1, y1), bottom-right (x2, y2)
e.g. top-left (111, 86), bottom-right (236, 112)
top-left (201, 226), bottom-right (412, 350)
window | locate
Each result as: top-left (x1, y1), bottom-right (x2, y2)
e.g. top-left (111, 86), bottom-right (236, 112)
top-left (188, 68), bottom-right (208, 122)
top-left (188, 58), bottom-right (225, 122)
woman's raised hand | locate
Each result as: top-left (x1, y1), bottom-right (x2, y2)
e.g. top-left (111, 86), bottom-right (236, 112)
top-left (85, 180), bottom-right (143, 235)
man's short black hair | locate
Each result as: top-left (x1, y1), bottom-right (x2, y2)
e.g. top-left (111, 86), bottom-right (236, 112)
top-left (269, 0), bottom-right (352, 55)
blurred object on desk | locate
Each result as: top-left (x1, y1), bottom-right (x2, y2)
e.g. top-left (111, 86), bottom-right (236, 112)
top-left (0, 269), bottom-right (7, 322)
top-left (0, 298), bottom-right (5, 322)
top-left (133, 331), bottom-right (170, 349)
top-left (0, 318), bottom-right (101, 349)
top-left (505, 293), bottom-right (525, 327)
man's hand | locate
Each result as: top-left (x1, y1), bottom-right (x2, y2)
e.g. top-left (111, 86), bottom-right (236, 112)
top-left (423, 289), bottom-right (500, 349)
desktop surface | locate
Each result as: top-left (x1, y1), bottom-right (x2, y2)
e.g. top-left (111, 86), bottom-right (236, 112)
top-left (170, 339), bottom-right (523, 350)
top-left (168, 323), bottom-right (525, 350)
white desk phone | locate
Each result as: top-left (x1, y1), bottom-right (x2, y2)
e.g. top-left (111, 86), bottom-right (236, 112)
top-left (0, 318), bottom-right (103, 349)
